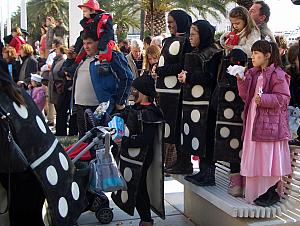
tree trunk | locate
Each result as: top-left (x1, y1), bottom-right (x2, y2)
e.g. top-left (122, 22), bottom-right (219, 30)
top-left (140, 10), bottom-right (145, 40)
top-left (145, 10), bottom-right (166, 36)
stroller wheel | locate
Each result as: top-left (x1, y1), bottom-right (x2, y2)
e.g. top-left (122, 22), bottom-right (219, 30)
top-left (96, 207), bottom-right (114, 224)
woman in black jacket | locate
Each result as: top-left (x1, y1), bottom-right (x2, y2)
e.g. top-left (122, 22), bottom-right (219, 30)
top-left (17, 44), bottom-right (38, 87)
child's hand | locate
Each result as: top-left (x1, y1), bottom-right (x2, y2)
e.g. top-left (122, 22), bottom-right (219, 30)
top-left (255, 95), bottom-right (262, 105)
top-left (178, 70), bottom-right (187, 83)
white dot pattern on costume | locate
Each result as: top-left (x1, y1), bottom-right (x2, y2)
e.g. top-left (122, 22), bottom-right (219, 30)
top-left (124, 167), bottom-right (133, 182)
top-left (46, 166), bottom-right (58, 185)
top-left (224, 108), bottom-right (234, 119)
top-left (184, 123), bottom-right (190, 135)
top-left (181, 133), bottom-right (183, 145)
top-left (13, 102), bottom-right (28, 119)
top-left (164, 76), bottom-right (177, 88)
top-left (191, 110), bottom-right (201, 123)
top-left (224, 91), bottom-right (235, 102)
top-left (220, 127), bottom-right (230, 138)
top-left (71, 182), bottom-right (80, 200)
top-left (36, 115), bottom-right (47, 134)
top-left (230, 139), bottom-right (239, 149)
top-left (128, 148), bottom-right (140, 158)
top-left (192, 137), bottom-right (199, 150)
top-left (58, 197), bottom-right (68, 218)
top-left (59, 153), bottom-right (69, 171)
top-left (121, 191), bottom-right (128, 203)
top-left (164, 123), bottom-right (170, 138)
top-left (191, 85), bottom-right (204, 98)
top-left (125, 126), bottom-right (130, 137)
top-left (169, 41), bottom-right (180, 55)
top-left (241, 111), bottom-right (244, 120)
top-left (158, 56), bottom-right (165, 67)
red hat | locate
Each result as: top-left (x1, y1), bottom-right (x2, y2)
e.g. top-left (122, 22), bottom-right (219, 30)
top-left (78, 0), bottom-right (104, 12)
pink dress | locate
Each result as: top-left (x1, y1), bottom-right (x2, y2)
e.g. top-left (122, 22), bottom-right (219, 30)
top-left (240, 74), bottom-right (292, 203)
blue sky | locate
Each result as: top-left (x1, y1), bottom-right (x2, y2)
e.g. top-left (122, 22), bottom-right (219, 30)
top-left (3, 0), bottom-right (300, 31)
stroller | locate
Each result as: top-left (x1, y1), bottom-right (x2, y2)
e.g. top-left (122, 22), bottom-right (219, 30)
top-left (66, 126), bottom-right (115, 224)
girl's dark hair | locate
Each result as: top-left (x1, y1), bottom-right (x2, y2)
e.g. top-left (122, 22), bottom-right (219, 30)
top-left (0, 81), bottom-right (26, 106)
top-left (251, 40), bottom-right (282, 67)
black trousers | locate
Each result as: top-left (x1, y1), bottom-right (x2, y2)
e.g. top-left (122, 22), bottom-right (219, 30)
top-left (136, 148), bottom-right (154, 222)
top-left (0, 170), bottom-right (45, 226)
top-left (75, 104), bottom-right (97, 138)
top-left (55, 91), bottom-right (78, 136)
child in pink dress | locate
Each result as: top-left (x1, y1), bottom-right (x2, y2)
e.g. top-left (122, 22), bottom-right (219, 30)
top-left (237, 40), bottom-right (292, 206)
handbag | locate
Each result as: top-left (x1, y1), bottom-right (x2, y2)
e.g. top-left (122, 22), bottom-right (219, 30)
top-left (90, 148), bottom-right (127, 192)
top-left (54, 80), bottom-right (65, 94)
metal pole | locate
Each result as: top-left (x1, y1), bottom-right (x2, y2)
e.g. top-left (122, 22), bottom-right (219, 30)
top-left (7, 0), bottom-right (11, 34)
top-left (20, 0), bottom-right (27, 30)
top-left (1, 4), bottom-right (5, 41)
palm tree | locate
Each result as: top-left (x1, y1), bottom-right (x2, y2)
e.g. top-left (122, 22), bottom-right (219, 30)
top-left (11, 0), bottom-right (68, 41)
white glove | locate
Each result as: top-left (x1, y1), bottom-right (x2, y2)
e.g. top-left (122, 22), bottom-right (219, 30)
top-left (227, 65), bottom-right (246, 80)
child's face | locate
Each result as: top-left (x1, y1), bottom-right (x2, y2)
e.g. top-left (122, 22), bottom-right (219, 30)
top-left (82, 7), bottom-right (94, 18)
top-left (230, 17), bottom-right (246, 33)
top-left (147, 54), bottom-right (158, 66)
top-left (251, 51), bottom-right (270, 68)
top-left (189, 26), bottom-right (200, 48)
top-left (31, 80), bottom-right (37, 87)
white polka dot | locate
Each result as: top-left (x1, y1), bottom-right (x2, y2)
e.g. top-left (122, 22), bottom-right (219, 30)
top-left (164, 123), bottom-right (170, 138)
top-left (181, 133), bottom-right (184, 145)
top-left (230, 139), bottom-right (240, 149)
top-left (164, 76), bottom-right (177, 88)
top-left (121, 191), bottom-right (128, 203)
top-left (224, 108), bottom-right (234, 119)
top-left (124, 126), bottom-right (130, 137)
top-left (124, 167), bottom-right (133, 182)
top-left (224, 91), bottom-right (235, 102)
top-left (184, 123), bottom-right (190, 135)
top-left (192, 137), bottom-right (199, 150)
top-left (191, 85), bottom-right (204, 98)
top-left (46, 166), bottom-right (58, 185)
top-left (158, 56), bottom-right (165, 67)
top-left (71, 182), bottom-right (80, 200)
top-left (128, 148), bottom-right (140, 158)
top-left (220, 127), bottom-right (230, 138)
top-left (191, 110), bottom-right (201, 123)
top-left (59, 153), bottom-right (69, 171)
top-left (13, 102), bottom-right (28, 119)
top-left (239, 150), bottom-right (242, 158)
top-left (169, 41), bottom-right (180, 55)
top-left (36, 116), bottom-right (47, 134)
top-left (58, 197), bottom-right (68, 218)
top-left (241, 111), bottom-right (244, 120)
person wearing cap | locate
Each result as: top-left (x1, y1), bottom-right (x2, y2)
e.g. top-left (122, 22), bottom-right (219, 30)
top-left (29, 73), bottom-right (46, 112)
top-left (73, 0), bottom-right (114, 64)
top-left (112, 74), bottom-right (164, 226)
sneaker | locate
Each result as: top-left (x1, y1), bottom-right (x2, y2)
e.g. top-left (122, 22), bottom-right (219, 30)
top-left (189, 165), bottom-right (215, 186)
top-left (184, 171), bottom-right (204, 183)
top-left (228, 173), bottom-right (243, 197)
top-left (254, 190), bottom-right (280, 207)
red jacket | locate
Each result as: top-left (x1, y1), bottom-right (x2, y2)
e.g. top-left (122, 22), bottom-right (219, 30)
top-left (237, 64), bottom-right (291, 141)
top-left (9, 36), bottom-right (26, 55)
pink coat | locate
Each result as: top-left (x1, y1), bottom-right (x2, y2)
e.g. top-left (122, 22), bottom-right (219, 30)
top-left (237, 64), bottom-right (291, 142)
top-left (30, 86), bottom-right (46, 112)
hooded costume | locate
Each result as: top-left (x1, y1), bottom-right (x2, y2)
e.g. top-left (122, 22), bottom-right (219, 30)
top-left (155, 10), bottom-right (192, 167)
top-left (0, 67), bottom-right (88, 225)
top-left (181, 20), bottom-right (223, 157)
top-left (213, 49), bottom-right (248, 163)
top-left (112, 74), bottom-right (165, 221)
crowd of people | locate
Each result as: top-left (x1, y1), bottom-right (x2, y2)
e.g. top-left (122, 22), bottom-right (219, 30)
top-left (0, 0), bottom-right (300, 225)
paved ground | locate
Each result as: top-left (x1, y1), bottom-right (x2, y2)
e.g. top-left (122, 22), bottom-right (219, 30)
top-left (77, 177), bottom-right (196, 226)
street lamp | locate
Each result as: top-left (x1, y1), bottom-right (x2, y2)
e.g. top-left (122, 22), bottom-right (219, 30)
top-left (21, 0), bottom-right (27, 30)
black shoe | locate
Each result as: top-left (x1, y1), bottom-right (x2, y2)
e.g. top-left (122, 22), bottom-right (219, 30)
top-left (254, 190), bottom-right (280, 207)
top-left (165, 163), bottom-right (193, 175)
top-left (189, 166), bottom-right (215, 186)
top-left (289, 138), bottom-right (300, 146)
top-left (184, 171), bottom-right (204, 183)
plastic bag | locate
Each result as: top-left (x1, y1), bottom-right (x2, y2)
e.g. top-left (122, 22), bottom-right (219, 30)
top-left (108, 116), bottom-right (125, 142)
top-left (90, 148), bottom-right (127, 192)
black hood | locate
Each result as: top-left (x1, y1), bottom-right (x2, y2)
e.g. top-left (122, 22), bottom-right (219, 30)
top-left (192, 20), bottom-right (215, 50)
top-left (169, 10), bottom-right (192, 34)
